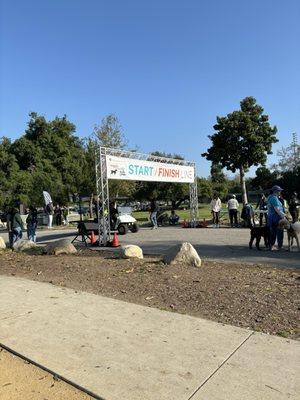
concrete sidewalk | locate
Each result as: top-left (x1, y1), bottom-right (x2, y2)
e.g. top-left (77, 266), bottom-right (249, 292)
top-left (0, 276), bottom-right (299, 399)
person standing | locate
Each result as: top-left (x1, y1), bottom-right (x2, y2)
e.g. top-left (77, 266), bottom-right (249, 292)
top-left (169, 209), bottom-right (179, 225)
top-left (54, 204), bottom-right (62, 226)
top-left (63, 206), bottom-right (69, 225)
top-left (45, 202), bottom-right (54, 228)
top-left (150, 199), bottom-right (158, 229)
top-left (7, 207), bottom-right (23, 247)
top-left (6, 207), bottom-right (14, 248)
top-left (43, 190), bottom-right (54, 229)
top-left (210, 194), bottom-right (222, 228)
top-left (256, 194), bottom-right (268, 226)
top-left (289, 192), bottom-right (299, 223)
top-left (279, 193), bottom-right (288, 212)
top-left (109, 201), bottom-right (119, 229)
top-left (267, 185), bottom-right (286, 251)
top-left (26, 206), bottom-right (38, 242)
top-left (227, 195), bottom-right (239, 227)
top-left (241, 203), bottom-right (255, 228)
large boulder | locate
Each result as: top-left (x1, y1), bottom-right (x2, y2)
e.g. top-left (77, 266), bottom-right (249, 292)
top-left (164, 242), bottom-right (202, 267)
top-left (120, 245), bottom-right (143, 259)
top-left (0, 236), bottom-right (6, 249)
top-left (13, 239), bottom-right (36, 252)
top-left (45, 239), bottom-right (77, 255)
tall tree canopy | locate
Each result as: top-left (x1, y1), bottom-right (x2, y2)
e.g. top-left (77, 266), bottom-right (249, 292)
top-left (93, 114), bottom-right (127, 149)
top-left (202, 97), bottom-right (278, 204)
top-left (249, 166), bottom-right (279, 191)
top-left (1, 113), bottom-right (87, 207)
top-left (272, 134), bottom-right (300, 172)
top-left (210, 163), bottom-right (228, 200)
top-left (87, 114), bottom-right (135, 202)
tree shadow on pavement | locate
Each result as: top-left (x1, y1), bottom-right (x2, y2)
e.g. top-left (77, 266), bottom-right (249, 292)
top-left (136, 242), bottom-right (300, 269)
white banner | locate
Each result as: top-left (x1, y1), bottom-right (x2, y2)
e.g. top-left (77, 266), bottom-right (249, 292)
top-left (106, 156), bottom-right (194, 183)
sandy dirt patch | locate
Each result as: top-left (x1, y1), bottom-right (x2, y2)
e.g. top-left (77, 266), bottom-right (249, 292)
top-left (0, 347), bottom-right (95, 400)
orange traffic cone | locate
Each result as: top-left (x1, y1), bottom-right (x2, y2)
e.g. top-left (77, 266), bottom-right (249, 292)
top-left (111, 232), bottom-right (120, 247)
top-left (90, 230), bottom-right (97, 245)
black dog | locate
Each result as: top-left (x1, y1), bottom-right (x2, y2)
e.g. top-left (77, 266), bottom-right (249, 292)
top-left (249, 226), bottom-right (270, 250)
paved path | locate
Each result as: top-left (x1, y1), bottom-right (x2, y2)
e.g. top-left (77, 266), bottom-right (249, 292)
top-left (2, 226), bottom-right (299, 268)
top-left (0, 276), bottom-right (299, 400)
top-left (121, 226), bottom-right (300, 268)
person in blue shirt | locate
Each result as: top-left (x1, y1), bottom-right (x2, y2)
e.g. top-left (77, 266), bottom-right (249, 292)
top-left (267, 185), bottom-right (286, 250)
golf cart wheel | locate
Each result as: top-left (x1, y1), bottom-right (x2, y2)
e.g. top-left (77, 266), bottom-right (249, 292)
top-left (118, 224), bottom-right (129, 235)
top-left (162, 218), bottom-right (169, 227)
top-left (130, 223), bottom-right (139, 233)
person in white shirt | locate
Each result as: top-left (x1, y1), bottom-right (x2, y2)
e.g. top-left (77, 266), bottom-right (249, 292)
top-left (210, 194), bottom-right (222, 228)
top-left (227, 195), bottom-right (239, 227)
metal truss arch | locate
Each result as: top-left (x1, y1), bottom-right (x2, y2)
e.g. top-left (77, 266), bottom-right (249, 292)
top-left (95, 146), bottom-right (198, 246)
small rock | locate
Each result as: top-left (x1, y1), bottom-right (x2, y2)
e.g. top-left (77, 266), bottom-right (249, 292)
top-left (45, 239), bottom-right (77, 255)
top-left (120, 245), bottom-right (143, 259)
top-left (125, 268), bottom-right (134, 273)
top-left (164, 242), bottom-right (201, 267)
top-left (13, 239), bottom-right (36, 252)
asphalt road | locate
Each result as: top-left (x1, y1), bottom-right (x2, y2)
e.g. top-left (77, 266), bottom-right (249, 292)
top-left (1, 226), bottom-right (299, 268)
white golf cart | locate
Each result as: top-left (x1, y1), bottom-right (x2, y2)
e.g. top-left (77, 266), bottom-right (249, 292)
top-left (111, 206), bottom-right (139, 235)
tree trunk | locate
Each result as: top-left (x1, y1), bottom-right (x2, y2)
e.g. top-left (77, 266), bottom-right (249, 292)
top-left (239, 166), bottom-right (248, 205)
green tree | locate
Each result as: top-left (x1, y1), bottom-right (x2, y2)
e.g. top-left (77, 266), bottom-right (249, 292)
top-left (0, 137), bottom-right (19, 207)
top-left (93, 114), bottom-right (127, 149)
top-left (85, 114), bottom-right (135, 215)
top-left (278, 166), bottom-right (300, 198)
top-left (81, 138), bottom-right (97, 197)
top-left (272, 133), bottom-right (300, 172)
top-left (210, 163), bottom-right (228, 200)
top-left (202, 97), bottom-right (278, 204)
top-left (227, 175), bottom-right (242, 196)
top-left (250, 166), bottom-right (278, 191)
top-left (7, 112), bottom-right (87, 206)
top-left (197, 177), bottom-right (212, 201)
top-left (92, 114), bottom-right (134, 198)
top-left (0, 137), bottom-right (34, 207)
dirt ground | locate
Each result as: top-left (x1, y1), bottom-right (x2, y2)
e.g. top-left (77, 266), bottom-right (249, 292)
top-left (0, 347), bottom-right (94, 400)
top-left (0, 249), bottom-right (299, 339)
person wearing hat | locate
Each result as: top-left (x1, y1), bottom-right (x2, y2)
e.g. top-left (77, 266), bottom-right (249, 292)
top-left (267, 185), bottom-right (286, 250)
top-left (227, 195), bottom-right (239, 227)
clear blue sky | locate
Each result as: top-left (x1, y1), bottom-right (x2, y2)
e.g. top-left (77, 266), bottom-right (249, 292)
top-left (1, 0), bottom-right (299, 177)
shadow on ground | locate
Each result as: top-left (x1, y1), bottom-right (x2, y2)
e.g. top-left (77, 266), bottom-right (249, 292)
top-left (36, 232), bottom-right (75, 243)
top-left (137, 242), bottom-right (300, 269)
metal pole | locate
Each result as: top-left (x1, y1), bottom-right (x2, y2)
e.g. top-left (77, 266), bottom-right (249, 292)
top-left (189, 164), bottom-right (198, 227)
top-left (95, 145), bottom-right (100, 243)
top-left (99, 147), bottom-right (111, 246)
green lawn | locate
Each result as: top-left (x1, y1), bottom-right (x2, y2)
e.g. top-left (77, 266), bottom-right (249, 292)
top-left (132, 204), bottom-right (214, 223)
top-left (132, 203), bottom-right (260, 225)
